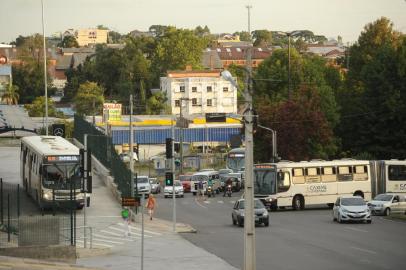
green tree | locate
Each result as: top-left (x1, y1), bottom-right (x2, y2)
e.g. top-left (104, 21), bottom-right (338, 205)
top-left (145, 92), bottom-right (170, 115)
top-left (252, 30), bottom-right (272, 47)
top-left (1, 84), bottom-right (19, 105)
top-left (337, 18), bottom-right (406, 158)
top-left (233, 31), bottom-right (251, 41)
top-left (58, 35), bottom-right (79, 48)
top-left (25, 96), bottom-right (59, 117)
top-left (74, 81), bottom-right (104, 116)
top-left (151, 27), bottom-right (208, 83)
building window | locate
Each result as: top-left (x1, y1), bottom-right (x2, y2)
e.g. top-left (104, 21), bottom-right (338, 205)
top-left (180, 86), bottom-right (185, 92)
top-left (207, 99), bottom-right (212, 106)
top-left (223, 87), bottom-right (228, 92)
top-left (192, 86), bottom-right (197, 92)
top-left (192, 98), bottom-right (197, 106)
top-left (175, 100), bottom-right (180, 107)
top-left (207, 86), bottom-right (212, 92)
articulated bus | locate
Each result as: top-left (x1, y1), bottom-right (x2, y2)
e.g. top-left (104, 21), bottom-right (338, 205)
top-left (254, 159), bottom-right (406, 210)
top-left (226, 148), bottom-right (245, 172)
top-left (20, 136), bottom-right (87, 210)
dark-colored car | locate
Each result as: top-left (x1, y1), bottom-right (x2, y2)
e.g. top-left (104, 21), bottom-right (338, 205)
top-left (232, 199), bottom-right (269, 227)
top-left (179, 174), bottom-right (192, 192)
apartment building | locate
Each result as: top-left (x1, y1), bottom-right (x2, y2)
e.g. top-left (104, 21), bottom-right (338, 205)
top-left (160, 70), bottom-right (238, 117)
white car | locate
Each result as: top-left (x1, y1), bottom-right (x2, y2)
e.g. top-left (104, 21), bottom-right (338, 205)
top-left (134, 175), bottom-right (151, 197)
top-left (164, 180), bottom-right (184, 198)
top-left (368, 193), bottom-right (406, 216)
top-left (333, 196), bottom-right (372, 224)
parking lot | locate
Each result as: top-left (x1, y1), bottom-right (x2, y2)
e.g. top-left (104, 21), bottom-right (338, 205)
top-left (154, 191), bottom-right (405, 270)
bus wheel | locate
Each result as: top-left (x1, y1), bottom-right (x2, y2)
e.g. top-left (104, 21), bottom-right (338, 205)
top-left (353, 191), bottom-right (364, 198)
top-left (292, 195), bottom-right (304, 210)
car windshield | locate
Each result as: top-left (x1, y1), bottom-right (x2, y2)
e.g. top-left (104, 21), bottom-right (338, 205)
top-left (238, 200), bottom-right (265, 209)
top-left (373, 194), bottom-right (393, 201)
top-left (341, 197), bottom-right (365, 206)
top-left (219, 169), bottom-right (232, 174)
top-left (136, 177), bottom-right (149, 184)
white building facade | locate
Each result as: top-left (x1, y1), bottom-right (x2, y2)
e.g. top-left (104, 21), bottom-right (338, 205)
top-left (160, 70), bottom-right (238, 117)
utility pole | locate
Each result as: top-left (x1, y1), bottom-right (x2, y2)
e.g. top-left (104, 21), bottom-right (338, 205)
top-left (244, 4), bottom-right (256, 270)
top-left (171, 117), bottom-right (176, 232)
top-left (130, 94), bottom-right (135, 199)
top-left (288, 33), bottom-right (291, 100)
top-left (41, 0), bottom-right (48, 135)
top-left (179, 97), bottom-right (190, 174)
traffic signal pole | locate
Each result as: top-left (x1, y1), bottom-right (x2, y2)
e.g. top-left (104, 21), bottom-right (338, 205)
top-left (172, 120), bottom-right (176, 232)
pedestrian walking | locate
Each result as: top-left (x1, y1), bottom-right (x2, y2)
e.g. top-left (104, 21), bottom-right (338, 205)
top-left (121, 207), bottom-right (131, 236)
top-left (146, 194), bottom-right (156, 220)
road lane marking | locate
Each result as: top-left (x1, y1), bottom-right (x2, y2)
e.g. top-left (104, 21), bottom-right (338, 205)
top-left (93, 233), bottom-right (134, 242)
top-left (350, 246), bottom-right (377, 255)
top-left (217, 201), bottom-right (224, 204)
top-left (344, 226), bottom-right (368, 233)
top-left (203, 200), bottom-right (210, 204)
top-left (194, 198), bottom-right (208, 209)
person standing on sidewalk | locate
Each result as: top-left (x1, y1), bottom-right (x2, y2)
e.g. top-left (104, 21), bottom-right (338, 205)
top-left (146, 194), bottom-right (156, 220)
top-left (121, 207), bottom-right (131, 236)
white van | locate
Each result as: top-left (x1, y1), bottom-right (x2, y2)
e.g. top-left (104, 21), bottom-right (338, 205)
top-left (190, 171), bottom-right (220, 195)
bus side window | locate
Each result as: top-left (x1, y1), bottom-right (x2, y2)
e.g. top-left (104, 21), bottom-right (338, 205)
top-left (321, 166), bottom-right (336, 182)
top-left (292, 168), bottom-right (305, 184)
top-left (338, 166), bottom-right (353, 181)
top-left (305, 167), bottom-right (320, 183)
top-left (353, 165), bottom-right (368, 181)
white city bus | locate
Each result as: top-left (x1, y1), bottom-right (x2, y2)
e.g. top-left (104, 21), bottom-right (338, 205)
top-left (371, 160), bottom-right (406, 195)
top-left (226, 148), bottom-right (245, 172)
top-left (20, 136), bottom-right (86, 210)
top-left (255, 159), bottom-right (372, 210)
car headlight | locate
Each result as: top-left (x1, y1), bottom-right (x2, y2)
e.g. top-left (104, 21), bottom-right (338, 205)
top-left (341, 208), bottom-right (348, 214)
top-left (263, 211), bottom-right (268, 217)
top-left (240, 212), bottom-right (245, 217)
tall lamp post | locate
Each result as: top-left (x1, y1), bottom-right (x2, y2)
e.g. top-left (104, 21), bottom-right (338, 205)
top-left (41, 0), bottom-right (48, 135)
top-left (221, 5), bottom-right (256, 270)
top-left (277, 31), bottom-right (302, 100)
top-left (179, 97), bottom-right (191, 174)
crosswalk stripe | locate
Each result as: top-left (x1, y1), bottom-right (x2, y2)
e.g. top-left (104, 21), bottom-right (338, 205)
top-left (108, 226), bottom-right (143, 236)
top-left (117, 223), bottom-right (162, 236)
top-left (76, 240), bottom-right (113, 248)
top-left (93, 233), bottom-right (133, 242)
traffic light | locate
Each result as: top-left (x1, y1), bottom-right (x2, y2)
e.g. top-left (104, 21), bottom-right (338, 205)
top-left (165, 172), bottom-right (173, 186)
top-left (165, 138), bottom-right (173, 158)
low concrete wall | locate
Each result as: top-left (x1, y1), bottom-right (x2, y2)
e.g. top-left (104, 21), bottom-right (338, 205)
top-left (0, 245), bottom-right (76, 263)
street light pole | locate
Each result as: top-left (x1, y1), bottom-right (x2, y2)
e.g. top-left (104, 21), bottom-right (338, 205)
top-left (244, 5), bottom-right (256, 270)
top-left (179, 97), bottom-right (190, 175)
top-left (41, 0), bottom-right (48, 135)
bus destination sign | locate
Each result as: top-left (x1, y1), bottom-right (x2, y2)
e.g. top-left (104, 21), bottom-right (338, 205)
top-left (46, 155), bottom-right (80, 162)
top-left (254, 164), bottom-right (276, 169)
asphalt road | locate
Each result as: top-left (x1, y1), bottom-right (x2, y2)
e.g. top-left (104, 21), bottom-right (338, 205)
top-left (154, 190), bottom-right (406, 270)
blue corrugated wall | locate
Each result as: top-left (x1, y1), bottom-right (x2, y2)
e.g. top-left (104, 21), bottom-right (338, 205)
top-left (112, 127), bottom-right (241, 145)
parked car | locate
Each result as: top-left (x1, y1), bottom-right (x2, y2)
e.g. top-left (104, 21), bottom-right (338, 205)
top-left (368, 193), bottom-right (406, 216)
top-left (119, 152), bottom-right (138, 163)
top-left (133, 175), bottom-right (151, 197)
top-left (164, 180), bottom-right (184, 198)
top-left (232, 198), bottom-right (269, 227)
top-left (333, 196), bottom-right (371, 224)
top-left (149, 178), bottom-right (161, 194)
top-left (179, 174), bottom-right (192, 192)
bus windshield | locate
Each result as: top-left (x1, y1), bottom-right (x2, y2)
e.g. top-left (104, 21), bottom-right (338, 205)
top-left (227, 156), bottom-right (245, 172)
top-left (42, 164), bottom-right (81, 190)
top-left (254, 169), bottom-right (276, 195)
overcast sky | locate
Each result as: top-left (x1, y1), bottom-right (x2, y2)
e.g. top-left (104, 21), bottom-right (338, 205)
top-left (1, 0), bottom-right (405, 44)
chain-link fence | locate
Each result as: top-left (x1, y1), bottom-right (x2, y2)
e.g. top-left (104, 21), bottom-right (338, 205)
top-left (73, 115), bottom-right (132, 197)
top-left (0, 179), bottom-right (76, 248)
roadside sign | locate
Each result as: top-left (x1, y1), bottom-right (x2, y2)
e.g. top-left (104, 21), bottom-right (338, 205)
top-left (122, 196), bottom-right (140, 207)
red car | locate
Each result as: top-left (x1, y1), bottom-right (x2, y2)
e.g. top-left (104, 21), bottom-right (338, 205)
top-left (179, 175), bottom-right (192, 192)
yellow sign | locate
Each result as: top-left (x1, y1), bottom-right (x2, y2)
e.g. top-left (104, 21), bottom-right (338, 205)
top-left (103, 103), bottom-right (122, 121)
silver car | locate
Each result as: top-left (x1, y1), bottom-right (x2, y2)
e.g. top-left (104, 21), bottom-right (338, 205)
top-left (368, 193), bottom-right (405, 216)
top-left (333, 196), bottom-right (372, 224)
top-left (232, 199), bottom-right (269, 227)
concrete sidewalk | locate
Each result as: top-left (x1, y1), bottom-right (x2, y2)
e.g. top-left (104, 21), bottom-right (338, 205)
top-left (76, 230), bottom-right (239, 270)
